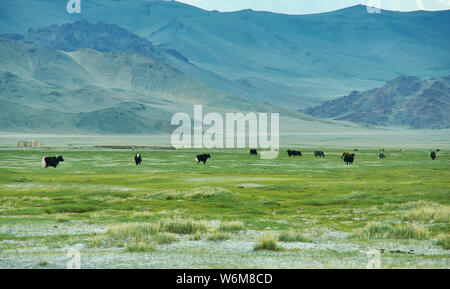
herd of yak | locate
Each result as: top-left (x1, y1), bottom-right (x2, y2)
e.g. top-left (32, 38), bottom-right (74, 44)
top-left (41, 149), bottom-right (440, 168)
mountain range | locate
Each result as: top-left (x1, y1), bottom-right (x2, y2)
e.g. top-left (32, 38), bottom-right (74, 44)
top-left (0, 1), bottom-right (449, 133)
top-left (304, 76), bottom-right (450, 129)
top-left (0, 38), bottom-right (245, 133)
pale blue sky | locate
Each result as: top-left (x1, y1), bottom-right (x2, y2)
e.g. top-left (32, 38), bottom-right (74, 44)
top-left (176, 0), bottom-right (450, 14)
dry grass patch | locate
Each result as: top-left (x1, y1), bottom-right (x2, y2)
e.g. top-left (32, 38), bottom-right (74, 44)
top-left (161, 187), bottom-right (226, 200)
top-left (189, 232), bottom-right (202, 241)
top-left (404, 204), bottom-right (449, 223)
top-left (89, 223), bottom-right (160, 249)
top-left (207, 231), bottom-right (230, 241)
top-left (159, 218), bottom-right (208, 234)
top-left (154, 232), bottom-right (179, 245)
top-left (382, 200), bottom-right (435, 210)
top-left (218, 221), bottom-right (245, 232)
top-left (254, 234), bottom-right (280, 251)
top-left (435, 234), bottom-right (450, 250)
top-left (278, 231), bottom-right (313, 243)
top-left (358, 222), bottom-right (430, 240)
top-left (126, 239), bottom-right (155, 252)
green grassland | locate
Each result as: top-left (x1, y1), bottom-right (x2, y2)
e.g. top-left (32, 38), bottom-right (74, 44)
top-left (0, 148), bottom-right (448, 268)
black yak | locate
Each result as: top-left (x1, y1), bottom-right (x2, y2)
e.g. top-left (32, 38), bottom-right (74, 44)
top-left (431, 151), bottom-right (437, 160)
top-left (135, 153), bottom-right (142, 165)
top-left (379, 154), bottom-right (386, 159)
top-left (343, 154), bottom-right (355, 165)
top-left (196, 154), bottom-right (211, 165)
top-left (314, 151), bottom-right (325, 158)
top-left (341, 152), bottom-right (351, 159)
top-left (41, 156), bottom-right (64, 168)
top-left (287, 150), bottom-right (302, 157)
top-left (250, 149), bottom-right (258, 156)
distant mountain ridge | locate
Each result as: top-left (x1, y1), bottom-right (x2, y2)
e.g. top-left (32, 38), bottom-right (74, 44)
top-left (0, 1), bottom-right (449, 132)
top-left (0, 37), bottom-right (318, 134)
top-left (0, 1), bottom-right (449, 109)
top-left (0, 38), bottom-right (246, 133)
top-left (0, 20), bottom-right (188, 63)
top-left (303, 76), bottom-right (450, 129)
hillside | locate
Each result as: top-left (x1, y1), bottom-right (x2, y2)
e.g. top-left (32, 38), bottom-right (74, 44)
top-left (303, 76), bottom-right (450, 129)
top-left (0, 38), bottom-right (246, 133)
top-left (0, 1), bottom-right (449, 109)
top-left (0, 38), bottom-right (327, 134)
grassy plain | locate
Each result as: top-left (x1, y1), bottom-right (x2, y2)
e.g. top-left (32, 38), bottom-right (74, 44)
top-left (0, 148), bottom-right (448, 268)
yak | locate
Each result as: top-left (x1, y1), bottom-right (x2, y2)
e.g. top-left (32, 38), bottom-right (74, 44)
top-left (379, 154), bottom-right (386, 159)
top-left (41, 156), bottom-right (64, 168)
top-left (431, 151), bottom-right (437, 160)
top-left (343, 154), bottom-right (355, 165)
top-left (287, 150), bottom-right (302, 157)
top-left (250, 149), bottom-right (258, 156)
top-left (314, 151), bottom-right (325, 158)
top-left (135, 153), bottom-right (142, 165)
top-left (196, 154), bottom-right (211, 165)
top-left (341, 152), bottom-right (351, 159)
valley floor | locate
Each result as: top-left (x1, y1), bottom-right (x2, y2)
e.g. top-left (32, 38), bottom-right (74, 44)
top-left (0, 148), bottom-right (448, 268)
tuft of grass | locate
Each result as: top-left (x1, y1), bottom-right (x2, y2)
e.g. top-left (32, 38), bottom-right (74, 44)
top-left (162, 187), bottom-right (225, 200)
top-left (90, 223), bottom-right (160, 249)
top-left (219, 221), bottom-right (245, 232)
top-left (254, 234), bottom-right (280, 251)
top-left (358, 222), bottom-right (430, 240)
top-left (107, 223), bottom-right (161, 237)
top-left (278, 231), bottom-right (313, 243)
top-left (159, 218), bottom-right (208, 234)
top-left (207, 231), bottom-right (230, 242)
top-left (382, 200), bottom-right (435, 211)
top-left (189, 232), bottom-right (202, 241)
top-left (404, 204), bottom-right (449, 223)
top-left (126, 238), bottom-right (154, 252)
top-left (36, 260), bottom-right (48, 267)
top-left (55, 214), bottom-right (69, 223)
top-left (154, 233), bottom-right (178, 245)
top-left (435, 234), bottom-right (450, 250)
top-left (88, 235), bottom-right (104, 248)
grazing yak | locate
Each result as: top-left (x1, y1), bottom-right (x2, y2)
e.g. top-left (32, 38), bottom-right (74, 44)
top-left (431, 151), bottom-right (437, 160)
top-left (41, 156), bottom-right (64, 168)
top-left (287, 150), bottom-right (302, 157)
top-left (314, 151), bottom-right (325, 158)
top-left (250, 149), bottom-right (258, 156)
top-left (341, 152), bottom-right (351, 159)
top-left (343, 153), bottom-right (355, 165)
top-left (134, 153), bottom-right (142, 165)
top-left (379, 154), bottom-right (386, 159)
top-left (196, 154), bottom-right (211, 165)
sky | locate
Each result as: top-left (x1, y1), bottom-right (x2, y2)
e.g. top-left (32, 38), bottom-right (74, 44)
top-left (175, 0), bottom-right (450, 14)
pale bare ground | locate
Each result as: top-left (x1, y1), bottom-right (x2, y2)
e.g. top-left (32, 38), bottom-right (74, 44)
top-left (0, 220), bottom-right (448, 269)
top-left (1, 127), bottom-right (449, 149)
